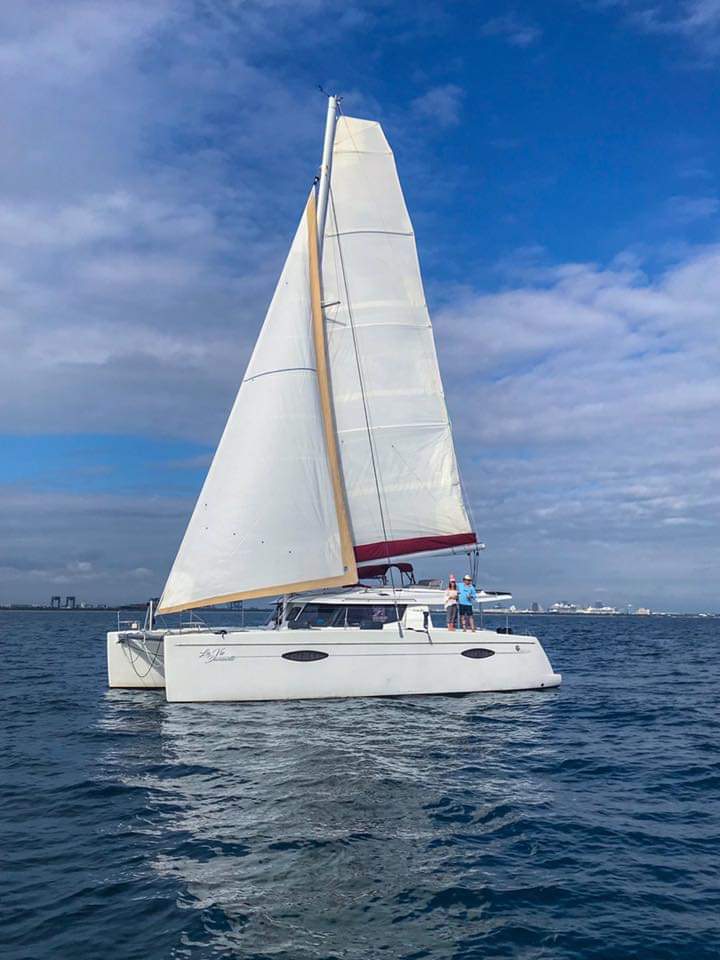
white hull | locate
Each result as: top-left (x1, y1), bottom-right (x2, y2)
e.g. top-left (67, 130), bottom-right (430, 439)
top-left (107, 632), bottom-right (165, 689)
top-left (107, 627), bottom-right (560, 702)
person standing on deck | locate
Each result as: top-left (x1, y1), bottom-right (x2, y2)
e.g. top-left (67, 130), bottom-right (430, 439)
top-left (457, 574), bottom-right (477, 632)
top-left (444, 575), bottom-right (458, 631)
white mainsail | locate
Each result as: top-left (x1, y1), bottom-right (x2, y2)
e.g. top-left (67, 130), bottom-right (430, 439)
top-left (321, 116), bottom-right (475, 562)
top-left (157, 196), bottom-right (356, 613)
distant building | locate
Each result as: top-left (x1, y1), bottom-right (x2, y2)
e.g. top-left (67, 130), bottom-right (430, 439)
top-left (635, 607), bottom-right (652, 615)
top-left (531, 602), bottom-right (541, 613)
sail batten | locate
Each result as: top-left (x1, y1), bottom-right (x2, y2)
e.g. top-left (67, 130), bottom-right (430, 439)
top-left (243, 366), bottom-right (317, 384)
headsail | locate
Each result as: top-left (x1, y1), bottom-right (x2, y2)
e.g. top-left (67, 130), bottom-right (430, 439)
top-left (157, 195), bottom-right (357, 614)
top-left (321, 116), bottom-right (476, 562)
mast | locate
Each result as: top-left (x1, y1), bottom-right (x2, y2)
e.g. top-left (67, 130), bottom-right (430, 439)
top-left (316, 95), bottom-right (339, 258)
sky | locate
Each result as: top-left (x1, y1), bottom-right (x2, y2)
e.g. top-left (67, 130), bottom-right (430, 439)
top-left (2, 0), bottom-right (719, 611)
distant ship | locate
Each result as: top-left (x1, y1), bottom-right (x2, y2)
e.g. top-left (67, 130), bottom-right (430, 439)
top-left (549, 602), bottom-right (578, 614)
top-left (549, 602), bottom-right (619, 615)
top-left (107, 96), bottom-right (561, 702)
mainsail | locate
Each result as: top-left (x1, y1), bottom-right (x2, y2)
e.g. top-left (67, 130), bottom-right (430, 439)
top-left (157, 196), bottom-right (356, 613)
top-left (322, 116), bottom-right (475, 562)
top-left (157, 109), bottom-right (475, 614)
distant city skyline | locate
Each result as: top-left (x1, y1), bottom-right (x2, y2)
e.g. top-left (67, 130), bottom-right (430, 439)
top-left (2, 2), bottom-right (719, 611)
top-left (1, 592), bottom-right (716, 618)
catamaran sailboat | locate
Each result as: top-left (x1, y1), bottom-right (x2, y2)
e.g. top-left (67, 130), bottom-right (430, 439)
top-left (107, 96), bottom-right (561, 702)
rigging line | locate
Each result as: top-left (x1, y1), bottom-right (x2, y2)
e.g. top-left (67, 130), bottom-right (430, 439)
top-left (327, 184), bottom-right (403, 636)
top-left (458, 463), bottom-right (478, 540)
top-left (456, 453), bottom-right (480, 584)
top-left (125, 635), bottom-right (162, 680)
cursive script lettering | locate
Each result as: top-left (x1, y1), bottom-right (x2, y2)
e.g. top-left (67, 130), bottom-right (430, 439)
top-left (199, 647), bottom-right (236, 663)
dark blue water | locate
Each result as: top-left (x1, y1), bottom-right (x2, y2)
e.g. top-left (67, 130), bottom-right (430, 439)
top-left (3, 611), bottom-right (719, 959)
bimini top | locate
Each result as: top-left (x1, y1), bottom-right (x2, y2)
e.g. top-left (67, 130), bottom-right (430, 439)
top-left (293, 586), bottom-right (512, 607)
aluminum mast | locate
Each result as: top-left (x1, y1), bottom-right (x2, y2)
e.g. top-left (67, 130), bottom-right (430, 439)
top-left (316, 95), bottom-right (339, 258)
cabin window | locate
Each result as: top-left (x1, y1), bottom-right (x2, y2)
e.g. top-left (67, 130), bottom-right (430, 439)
top-left (287, 603), bottom-right (406, 630)
top-left (343, 605), bottom-right (406, 628)
top-left (287, 604), bottom-right (343, 628)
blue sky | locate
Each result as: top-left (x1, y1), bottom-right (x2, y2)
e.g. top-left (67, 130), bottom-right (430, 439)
top-left (2, 0), bottom-right (719, 609)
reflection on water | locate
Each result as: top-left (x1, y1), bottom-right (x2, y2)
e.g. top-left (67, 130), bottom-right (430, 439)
top-left (5, 611), bottom-right (720, 960)
top-left (103, 685), bottom-right (558, 958)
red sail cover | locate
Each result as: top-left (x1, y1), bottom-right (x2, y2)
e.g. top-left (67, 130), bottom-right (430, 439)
top-left (355, 533), bottom-right (477, 563)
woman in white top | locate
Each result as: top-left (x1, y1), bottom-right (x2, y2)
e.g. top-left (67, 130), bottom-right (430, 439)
top-left (444, 575), bottom-right (458, 631)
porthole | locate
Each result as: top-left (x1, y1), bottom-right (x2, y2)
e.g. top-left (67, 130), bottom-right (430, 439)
top-left (461, 648), bottom-right (495, 660)
top-left (282, 650), bottom-right (329, 662)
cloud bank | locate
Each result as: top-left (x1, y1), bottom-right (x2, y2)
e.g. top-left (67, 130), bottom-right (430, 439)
top-left (2, 1), bottom-right (719, 609)
top-left (432, 247), bottom-right (720, 610)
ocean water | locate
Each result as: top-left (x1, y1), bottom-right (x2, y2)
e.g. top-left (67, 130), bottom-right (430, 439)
top-left (3, 611), bottom-right (719, 960)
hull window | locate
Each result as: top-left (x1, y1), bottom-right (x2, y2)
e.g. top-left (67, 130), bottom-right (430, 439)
top-left (282, 650), bottom-right (329, 662)
top-left (461, 648), bottom-right (496, 660)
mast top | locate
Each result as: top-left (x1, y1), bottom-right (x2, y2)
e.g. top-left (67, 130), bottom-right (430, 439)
top-left (316, 95), bottom-right (340, 256)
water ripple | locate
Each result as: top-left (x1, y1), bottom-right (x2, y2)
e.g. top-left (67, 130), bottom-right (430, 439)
top-left (3, 610), bottom-right (720, 959)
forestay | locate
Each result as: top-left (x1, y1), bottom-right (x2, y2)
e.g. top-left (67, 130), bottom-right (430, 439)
top-left (158, 196), bottom-right (356, 614)
top-left (321, 116), bottom-right (476, 562)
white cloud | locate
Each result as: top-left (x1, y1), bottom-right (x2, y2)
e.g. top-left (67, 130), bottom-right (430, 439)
top-left (411, 84), bottom-right (464, 128)
top-left (606, 0), bottom-right (720, 59)
top-left (480, 13), bottom-right (542, 47)
top-left (0, 1), bottom-right (171, 82)
top-left (664, 194), bottom-right (719, 222)
top-left (0, 0), bottom-right (352, 443)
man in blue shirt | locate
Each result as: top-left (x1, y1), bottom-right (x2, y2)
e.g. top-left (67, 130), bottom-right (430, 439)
top-left (457, 574), bottom-right (477, 632)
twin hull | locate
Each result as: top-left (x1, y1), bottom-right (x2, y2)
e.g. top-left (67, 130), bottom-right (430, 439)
top-left (107, 629), bottom-right (561, 702)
